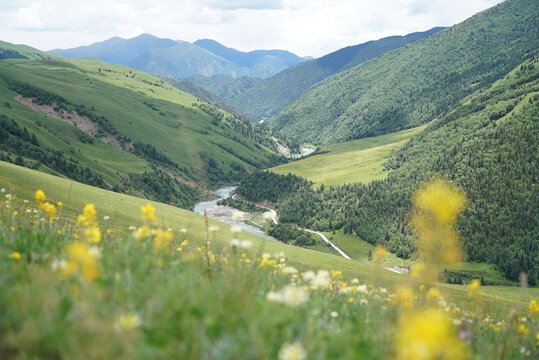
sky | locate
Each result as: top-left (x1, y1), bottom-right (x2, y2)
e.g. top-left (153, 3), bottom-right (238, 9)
top-left (1, 0), bottom-right (503, 57)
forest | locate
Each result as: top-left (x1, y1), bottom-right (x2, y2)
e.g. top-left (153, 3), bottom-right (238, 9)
top-left (238, 56), bottom-right (539, 284)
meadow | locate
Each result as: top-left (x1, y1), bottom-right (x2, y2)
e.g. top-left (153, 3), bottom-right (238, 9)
top-left (270, 125), bottom-right (426, 186)
top-left (1, 160), bottom-right (538, 359)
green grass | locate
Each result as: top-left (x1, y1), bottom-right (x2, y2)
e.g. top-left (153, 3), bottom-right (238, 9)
top-left (271, 125), bottom-right (426, 186)
top-left (1, 161), bottom-right (538, 359)
top-left (1, 160), bottom-right (536, 311)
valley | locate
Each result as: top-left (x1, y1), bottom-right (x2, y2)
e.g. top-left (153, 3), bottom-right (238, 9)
top-left (1, 0), bottom-right (538, 358)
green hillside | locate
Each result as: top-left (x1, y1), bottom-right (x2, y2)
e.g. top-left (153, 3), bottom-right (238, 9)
top-left (0, 51), bottom-right (286, 209)
top-left (271, 125), bottom-right (426, 186)
top-left (2, 160), bottom-right (538, 359)
top-left (0, 40), bottom-right (64, 61)
top-left (230, 27), bottom-right (443, 118)
top-left (238, 55), bottom-right (539, 284)
top-left (268, 0), bottom-right (539, 144)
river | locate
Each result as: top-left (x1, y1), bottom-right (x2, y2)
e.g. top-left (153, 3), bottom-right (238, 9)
top-left (193, 186), bottom-right (279, 242)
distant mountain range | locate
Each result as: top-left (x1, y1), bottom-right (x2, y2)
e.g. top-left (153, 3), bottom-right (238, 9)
top-left (191, 27), bottom-right (444, 119)
top-left (49, 34), bottom-right (307, 79)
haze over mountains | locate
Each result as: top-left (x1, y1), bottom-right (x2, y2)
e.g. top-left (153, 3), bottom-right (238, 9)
top-left (49, 34), bottom-right (307, 79)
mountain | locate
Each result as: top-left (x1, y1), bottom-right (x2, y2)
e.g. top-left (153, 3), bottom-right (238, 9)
top-left (194, 39), bottom-right (306, 77)
top-left (227, 27), bottom-right (444, 118)
top-left (185, 74), bottom-right (263, 104)
top-left (239, 54), bottom-right (539, 283)
top-left (0, 41), bottom-right (287, 209)
top-left (50, 34), bottom-right (307, 79)
top-left (268, 0), bottom-right (539, 144)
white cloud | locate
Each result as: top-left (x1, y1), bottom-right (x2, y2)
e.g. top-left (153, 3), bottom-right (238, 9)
top-left (0, 0), bottom-right (502, 57)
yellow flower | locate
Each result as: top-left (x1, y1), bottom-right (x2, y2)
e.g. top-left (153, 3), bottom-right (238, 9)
top-left (57, 201), bottom-right (63, 209)
top-left (40, 201), bottom-right (56, 219)
top-left (77, 204), bottom-right (98, 227)
top-left (413, 178), bottom-right (466, 225)
top-left (57, 229), bottom-right (63, 234)
top-left (115, 312), bottom-right (142, 332)
top-left (85, 226), bottom-right (101, 243)
top-left (64, 241), bottom-right (100, 281)
top-left (426, 287), bottom-right (441, 301)
top-left (13, 210), bottom-right (18, 216)
top-left (394, 286), bottom-right (414, 309)
top-left (536, 332), bottom-right (539, 346)
top-left (106, 228), bottom-right (112, 235)
top-left (518, 324), bottom-right (529, 336)
top-left (529, 300), bottom-right (538, 316)
top-left (9, 251), bottom-right (21, 260)
top-left (221, 257), bottom-right (228, 265)
top-left (260, 258), bottom-right (270, 267)
top-left (467, 280), bottom-right (480, 297)
top-left (396, 308), bottom-right (467, 360)
top-left (372, 244), bottom-right (389, 262)
top-left (35, 189), bottom-right (46, 203)
top-left (141, 203), bottom-right (156, 221)
top-left (153, 228), bottom-right (173, 250)
top-left (134, 225), bottom-right (151, 241)
top-left (419, 284), bottom-right (426, 292)
top-left (330, 270), bottom-right (343, 278)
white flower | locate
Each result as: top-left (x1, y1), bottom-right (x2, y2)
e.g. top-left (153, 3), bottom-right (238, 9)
top-left (275, 251), bottom-right (285, 258)
top-left (88, 246), bottom-right (101, 258)
top-left (24, 199), bottom-right (29, 203)
top-left (208, 225), bottom-right (220, 232)
top-left (230, 225), bottom-right (242, 234)
top-left (103, 215), bottom-right (110, 221)
top-left (284, 266), bottom-right (298, 275)
top-left (351, 278), bottom-right (359, 284)
top-left (379, 287), bottom-right (388, 294)
top-left (180, 228), bottom-right (187, 233)
top-left (309, 270), bottom-right (331, 290)
top-left (330, 311), bottom-right (338, 318)
top-left (356, 284), bottom-right (368, 294)
top-left (262, 253), bottom-right (271, 259)
top-left (51, 259), bottom-right (67, 271)
top-left (0, 188), bottom-right (4, 193)
top-left (278, 342), bottom-right (307, 360)
top-left (129, 225), bottom-right (136, 231)
top-left (232, 211), bottom-right (244, 221)
top-left (266, 291), bottom-right (283, 302)
top-left (268, 285), bottom-right (308, 307)
top-left (240, 240), bottom-right (252, 249)
top-left (302, 271), bottom-right (315, 282)
top-left (5, 194), bottom-right (11, 200)
top-left (360, 298), bottom-right (368, 306)
top-left (229, 239), bottom-right (240, 247)
top-left (167, 228), bottom-right (173, 232)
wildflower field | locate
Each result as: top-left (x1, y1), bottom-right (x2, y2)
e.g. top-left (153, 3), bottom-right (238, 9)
top-left (1, 161), bottom-right (538, 359)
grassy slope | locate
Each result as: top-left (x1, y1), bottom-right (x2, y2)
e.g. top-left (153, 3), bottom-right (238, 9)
top-left (271, 125), bottom-right (426, 186)
top-left (0, 57), bottom-right (282, 197)
top-left (269, 0), bottom-right (539, 144)
top-left (0, 40), bottom-right (63, 60)
top-left (1, 160), bottom-right (536, 311)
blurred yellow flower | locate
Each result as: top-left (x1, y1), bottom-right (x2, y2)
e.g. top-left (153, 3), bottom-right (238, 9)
top-left (9, 251), bottom-right (21, 260)
top-left (141, 203), bottom-right (156, 221)
top-left (85, 226), bottom-right (101, 243)
top-left (57, 201), bottom-right (63, 209)
top-left (115, 312), bottom-right (142, 332)
top-left (529, 300), bottom-right (538, 316)
top-left (372, 244), bottom-right (388, 262)
top-left (396, 308), bottom-right (467, 360)
top-left (394, 286), bottom-right (414, 309)
top-left (413, 178), bottom-right (466, 225)
top-left (426, 287), bottom-right (441, 301)
top-left (135, 225), bottom-right (151, 241)
top-left (35, 189), bottom-right (45, 203)
top-left (64, 241), bottom-right (100, 281)
top-left (39, 201), bottom-right (56, 219)
top-left (467, 280), bottom-right (480, 297)
top-left (518, 324), bottom-right (529, 336)
top-left (153, 228), bottom-right (173, 250)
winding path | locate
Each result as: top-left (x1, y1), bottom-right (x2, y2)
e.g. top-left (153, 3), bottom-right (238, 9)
top-left (299, 228), bottom-right (352, 260)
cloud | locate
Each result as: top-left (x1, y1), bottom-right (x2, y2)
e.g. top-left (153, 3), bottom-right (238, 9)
top-left (202, 0), bottom-right (283, 10)
top-left (0, 0), bottom-right (503, 57)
